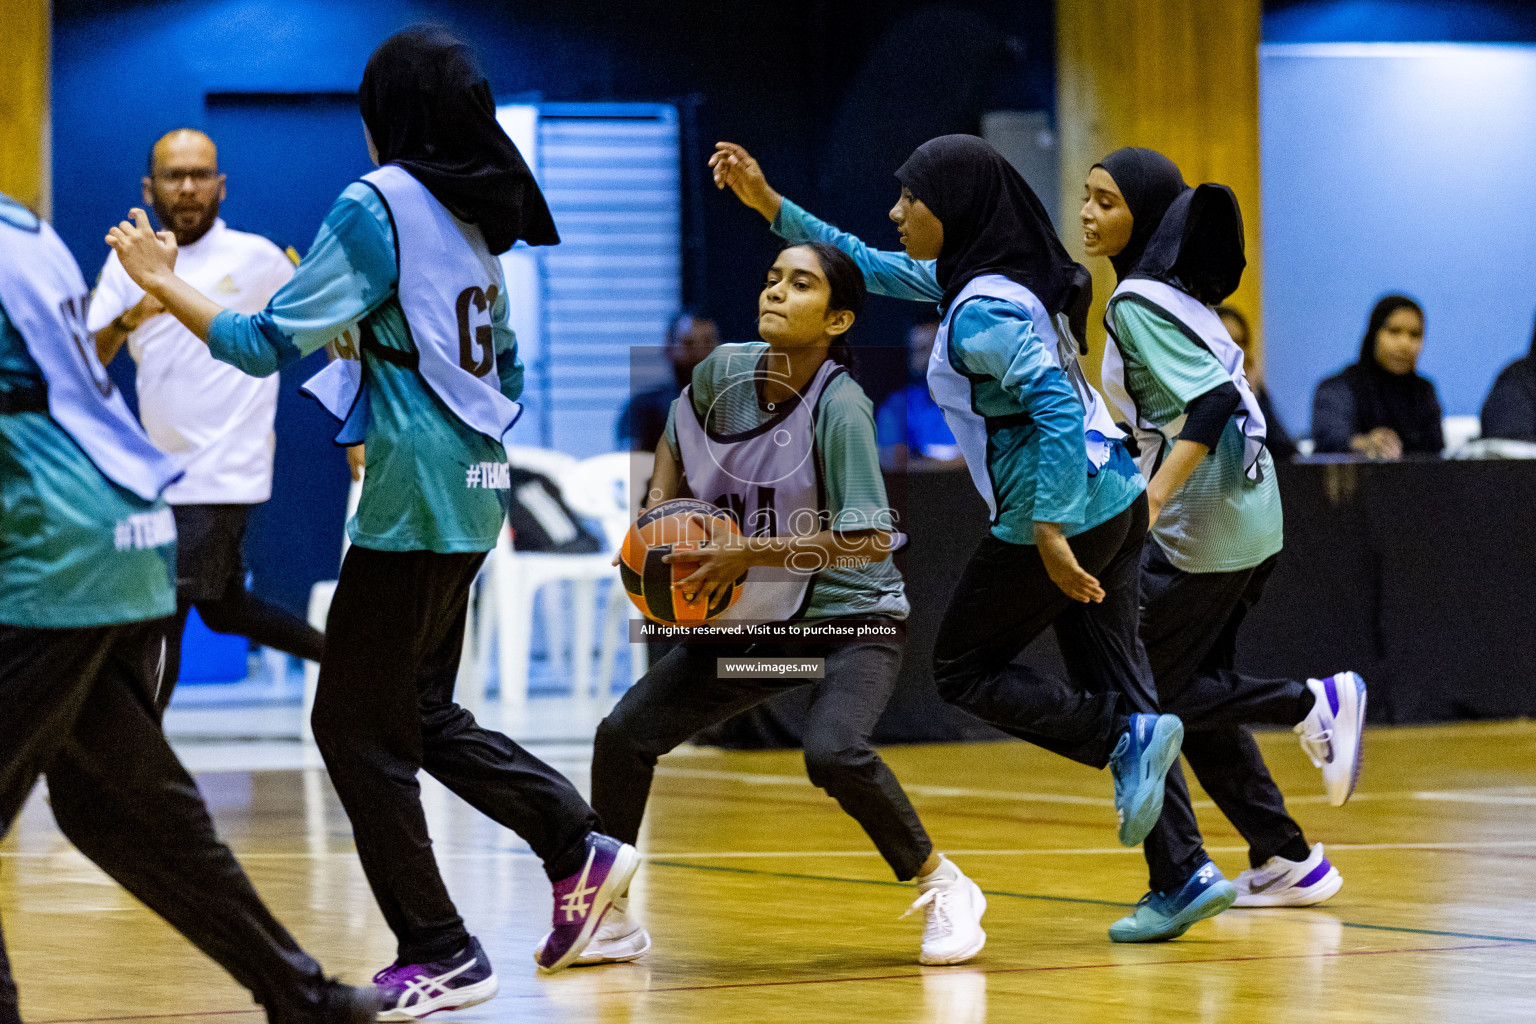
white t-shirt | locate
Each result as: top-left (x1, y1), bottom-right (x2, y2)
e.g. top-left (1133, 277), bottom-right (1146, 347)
top-left (88, 219), bottom-right (294, 505)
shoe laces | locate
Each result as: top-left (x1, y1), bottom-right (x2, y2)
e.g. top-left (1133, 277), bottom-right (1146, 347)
top-left (1297, 725), bottom-right (1334, 767)
top-left (372, 962), bottom-right (410, 986)
top-left (902, 886), bottom-right (953, 939)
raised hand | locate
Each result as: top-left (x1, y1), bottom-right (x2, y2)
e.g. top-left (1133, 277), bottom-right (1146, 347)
top-left (106, 208), bottom-right (178, 293)
top-left (708, 142), bottom-right (783, 222)
top-left (104, 207), bottom-right (222, 343)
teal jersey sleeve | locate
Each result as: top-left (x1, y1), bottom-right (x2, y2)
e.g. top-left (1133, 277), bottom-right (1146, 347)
top-left (813, 373), bottom-right (892, 532)
top-left (950, 298), bottom-right (1088, 526)
top-left (207, 182), bottom-right (397, 376)
top-left (1108, 299), bottom-right (1231, 417)
top-left (772, 199), bottom-right (942, 305)
top-left (206, 182), bottom-right (522, 555)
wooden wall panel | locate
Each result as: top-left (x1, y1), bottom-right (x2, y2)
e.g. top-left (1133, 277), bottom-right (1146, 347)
top-left (1057, 0), bottom-right (1263, 383)
top-left (0, 0), bottom-right (51, 218)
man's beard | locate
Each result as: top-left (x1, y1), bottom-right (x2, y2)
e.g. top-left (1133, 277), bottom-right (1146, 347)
top-left (154, 200), bottom-right (219, 247)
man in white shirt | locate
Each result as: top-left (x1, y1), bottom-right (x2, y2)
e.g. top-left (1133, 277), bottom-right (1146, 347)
top-left (90, 128), bottom-right (324, 712)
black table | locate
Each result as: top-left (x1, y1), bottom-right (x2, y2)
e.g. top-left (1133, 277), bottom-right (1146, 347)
top-left (696, 458), bottom-right (1536, 748)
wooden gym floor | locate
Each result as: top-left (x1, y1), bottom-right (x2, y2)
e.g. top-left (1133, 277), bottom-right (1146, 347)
top-left (5, 721), bottom-right (1536, 1023)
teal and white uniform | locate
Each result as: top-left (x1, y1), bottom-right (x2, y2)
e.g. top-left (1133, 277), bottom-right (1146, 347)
top-left (0, 199), bottom-right (176, 629)
top-left (207, 181), bottom-right (523, 554)
top-left (663, 342), bottom-right (908, 621)
top-left (773, 199), bottom-right (1144, 545)
top-left (1104, 291), bottom-right (1282, 573)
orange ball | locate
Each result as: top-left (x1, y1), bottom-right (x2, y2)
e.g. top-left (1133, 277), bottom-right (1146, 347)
top-left (618, 498), bottom-right (744, 625)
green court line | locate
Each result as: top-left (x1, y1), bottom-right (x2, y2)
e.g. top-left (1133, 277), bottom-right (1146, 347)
top-left (646, 858), bottom-right (1536, 946)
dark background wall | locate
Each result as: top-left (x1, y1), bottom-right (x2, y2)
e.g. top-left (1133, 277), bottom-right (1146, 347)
top-left (52, 0), bottom-right (1054, 614)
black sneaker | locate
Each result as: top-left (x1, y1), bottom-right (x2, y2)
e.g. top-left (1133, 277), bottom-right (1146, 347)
top-left (319, 979), bottom-right (384, 1023)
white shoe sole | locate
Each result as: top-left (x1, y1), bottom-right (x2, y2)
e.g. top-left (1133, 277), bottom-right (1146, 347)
top-left (1323, 674), bottom-right (1366, 807)
top-left (918, 884), bottom-right (987, 966)
top-left (573, 927), bottom-right (652, 966)
top-left (536, 844), bottom-right (642, 975)
top-left (1232, 867), bottom-right (1344, 908)
top-left (377, 974), bottom-right (499, 1020)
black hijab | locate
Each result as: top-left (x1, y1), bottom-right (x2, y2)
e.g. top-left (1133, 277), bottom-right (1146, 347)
top-left (1343, 295), bottom-right (1443, 452)
top-left (895, 135), bottom-right (1093, 344)
top-left (1095, 148), bottom-right (1186, 282)
top-left (1095, 148), bottom-right (1246, 305)
top-left (360, 26), bottom-right (558, 255)
top-left (1130, 184), bottom-right (1247, 305)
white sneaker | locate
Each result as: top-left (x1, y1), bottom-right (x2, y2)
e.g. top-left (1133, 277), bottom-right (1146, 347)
top-left (903, 855), bottom-right (986, 966)
top-left (1232, 843), bottom-right (1343, 907)
top-left (1295, 672), bottom-right (1367, 806)
top-left (571, 892), bottom-right (651, 966)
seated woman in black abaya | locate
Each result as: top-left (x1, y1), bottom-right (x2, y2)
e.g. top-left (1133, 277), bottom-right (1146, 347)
top-left (1311, 295), bottom-right (1443, 459)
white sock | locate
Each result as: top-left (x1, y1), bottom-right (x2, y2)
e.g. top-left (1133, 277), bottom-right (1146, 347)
top-left (916, 854), bottom-right (959, 886)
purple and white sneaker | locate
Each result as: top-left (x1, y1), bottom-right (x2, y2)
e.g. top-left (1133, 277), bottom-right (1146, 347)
top-left (1296, 671), bottom-right (1367, 807)
top-left (374, 936), bottom-right (497, 1020)
top-left (533, 832), bottom-right (641, 974)
top-left (1232, 843), bottom-right (1343, 907)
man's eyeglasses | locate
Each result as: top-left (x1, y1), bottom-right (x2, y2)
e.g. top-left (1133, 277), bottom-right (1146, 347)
top-left (152, 169), bottom-right (220, 185)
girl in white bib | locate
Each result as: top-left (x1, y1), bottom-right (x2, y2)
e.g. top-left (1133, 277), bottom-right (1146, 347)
top-left (591, 242), bottom-right (988, 968)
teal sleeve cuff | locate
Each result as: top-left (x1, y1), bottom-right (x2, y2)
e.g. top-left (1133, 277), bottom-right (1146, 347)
top-left (206, 308), bottom-right (294, 378)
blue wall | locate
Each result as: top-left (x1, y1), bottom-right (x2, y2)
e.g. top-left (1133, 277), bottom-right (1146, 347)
top-left (52, 0), bottom-right (1054, 614)
top-left (1260, 2), bottom-right (1536, 435)
top-left (1266, 1), bottom-right (1536, 44)
top-left (1260, 44), bottom-right (1536, 431)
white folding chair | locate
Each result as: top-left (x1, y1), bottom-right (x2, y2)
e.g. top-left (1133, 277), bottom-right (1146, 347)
top-left (490, 449), bottom-right (652, 730)
top-left (571, 451), bottom-right (654, 694)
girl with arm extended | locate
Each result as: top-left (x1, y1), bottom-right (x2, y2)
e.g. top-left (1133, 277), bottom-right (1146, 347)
top-left (714, 137), bottom-right (1236, 944)
top-left (108, 26), bottom-right (641, 1002)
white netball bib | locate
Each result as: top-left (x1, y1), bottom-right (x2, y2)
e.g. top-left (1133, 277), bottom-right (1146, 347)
top-left (929, 274), bottom-right (1125, 520)
top-left (302, 164), bottom-right (522, 445)
top-left (1103, 278), bottom-right (1267, 480)
top-left (0, 206), bottom-right (181, 501)
top-left (673, 354), bottom-right (846, 623)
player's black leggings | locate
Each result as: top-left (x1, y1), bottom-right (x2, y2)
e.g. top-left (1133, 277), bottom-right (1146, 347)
top-left (311, 546), bottom-right (601, 965)
top-left (931, 493), bottom-right (1211, 894)
top-left (592, 621), bottom-right (934, 880)
top-left (1140, 543), bottom-right (1316, 868)
top-left (0, 621), bottom-right (337, 1024)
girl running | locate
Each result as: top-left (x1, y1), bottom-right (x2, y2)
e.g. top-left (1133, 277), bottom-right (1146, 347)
top-left (107, 26), bottom-right (636, 1016)
top-left (2, 190), bottom-right (378, 1023)
top-left (1083, 147), bottom-right (1365, 905)
top-left (712, 136), bottom-right (1234, 942)
top-left (589, 241), bottom-right (987, 967)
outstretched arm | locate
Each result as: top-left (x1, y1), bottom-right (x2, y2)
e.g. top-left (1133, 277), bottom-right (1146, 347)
top-left (710, 141), bottom-right (941, 304)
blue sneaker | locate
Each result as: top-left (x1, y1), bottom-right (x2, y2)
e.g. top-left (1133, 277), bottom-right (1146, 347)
top-left (1109, 713), bottom-right (1184, 847)
top-left (374, 936), bottom-right (498, 1020)
top-left (1108, 860), bottom-right (1237, 942)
